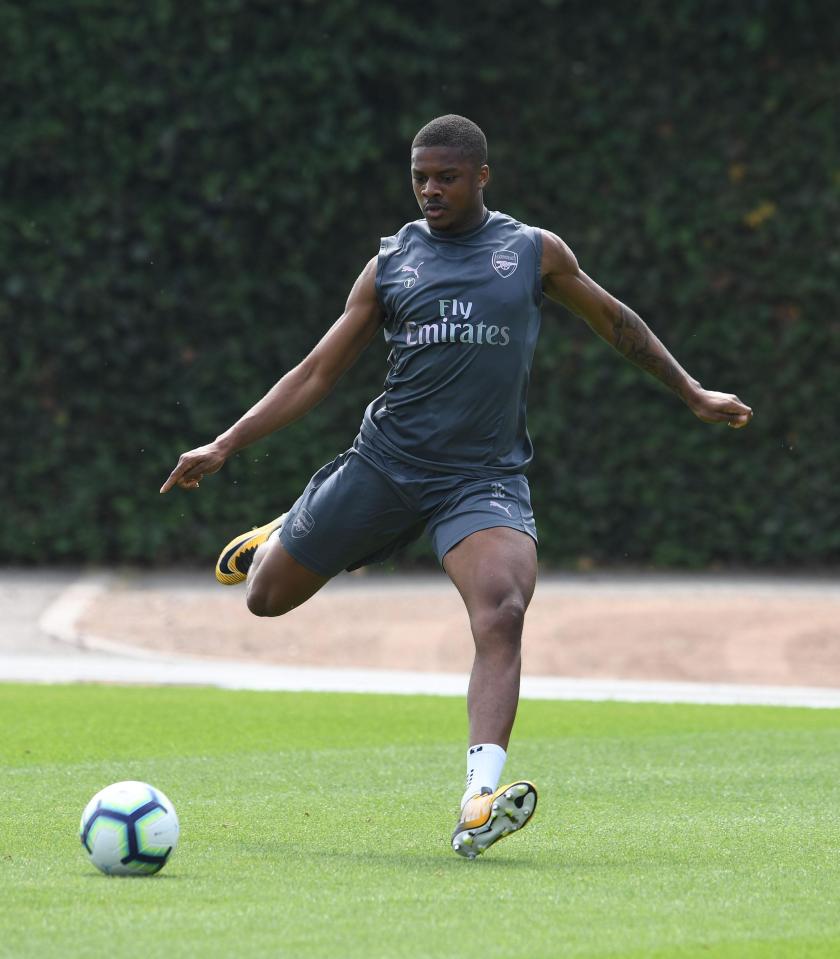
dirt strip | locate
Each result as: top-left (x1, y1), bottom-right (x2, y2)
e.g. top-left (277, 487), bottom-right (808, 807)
top-left (78, 574), bottom-right (840, 687)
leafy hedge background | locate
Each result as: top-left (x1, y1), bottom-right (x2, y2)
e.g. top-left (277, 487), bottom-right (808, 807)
top-left (3, 0), bottom-right (838, 568)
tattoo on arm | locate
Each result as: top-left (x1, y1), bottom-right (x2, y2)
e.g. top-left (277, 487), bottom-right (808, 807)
top-left (611, 304), bottom-right (693, 396)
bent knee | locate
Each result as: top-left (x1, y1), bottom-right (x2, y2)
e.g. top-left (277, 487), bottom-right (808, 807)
top-left (245, 585), bottom-right (292, 618)
top-left (471, 594), bottom-right (527, 643)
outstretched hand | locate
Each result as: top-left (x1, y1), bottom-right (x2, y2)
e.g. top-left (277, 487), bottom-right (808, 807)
top-left (688, 389), bottom-right (753, 429)
top-left (160, 442), bottom-right (228, 493)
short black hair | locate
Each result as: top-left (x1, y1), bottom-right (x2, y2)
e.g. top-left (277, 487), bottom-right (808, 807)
top-left (411, 115), bottom-right (488, 167)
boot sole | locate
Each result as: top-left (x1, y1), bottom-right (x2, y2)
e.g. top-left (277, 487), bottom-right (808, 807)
top-left (451, 781), bottom-right (537, 859)
top-left (215, 515), bottom-right (286, 585)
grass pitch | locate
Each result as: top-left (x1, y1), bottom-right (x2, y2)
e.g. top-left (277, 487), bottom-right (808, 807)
top-left (2, 685), bottom-right (840, 958)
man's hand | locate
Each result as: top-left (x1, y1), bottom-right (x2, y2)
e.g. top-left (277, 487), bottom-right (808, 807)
top-left (686, 389), bottom-right (753, 429)
top-left (160, 441), bottom-right (228, 493)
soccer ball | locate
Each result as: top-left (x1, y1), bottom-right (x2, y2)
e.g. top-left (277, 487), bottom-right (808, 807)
top-left (79, 780), bottom-right (180, 876)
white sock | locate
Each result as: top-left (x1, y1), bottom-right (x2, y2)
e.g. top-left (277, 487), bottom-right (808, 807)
top-left (460, 743), bottom-right (506, 809)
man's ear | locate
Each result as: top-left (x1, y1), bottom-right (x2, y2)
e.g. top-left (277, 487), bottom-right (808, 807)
top-left (479, 164), bottom-right (490, 189)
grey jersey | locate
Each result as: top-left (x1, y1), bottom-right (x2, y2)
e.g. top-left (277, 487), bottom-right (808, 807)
top-left (360, 210), bottom-right (543, 475)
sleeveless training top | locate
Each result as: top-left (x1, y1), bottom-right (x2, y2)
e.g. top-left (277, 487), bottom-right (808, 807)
top-left (359, 209), bottom-right (543, 476)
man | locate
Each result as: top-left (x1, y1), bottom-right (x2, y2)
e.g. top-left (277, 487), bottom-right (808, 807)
top-left (161, 115), bottom-right (753, 859)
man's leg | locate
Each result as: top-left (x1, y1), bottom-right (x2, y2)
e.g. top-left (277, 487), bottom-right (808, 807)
top-left (443, 526), bottom-right (538, 858)
top-left (219, 448), bottom-right (425, 619)
top-left (443, 526), bottom-right (537, 748)
top-left (246, 534), bottom-right (329, 617)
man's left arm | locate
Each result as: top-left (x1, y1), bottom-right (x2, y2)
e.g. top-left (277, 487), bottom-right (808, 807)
top-left (540, 230), bottom-right (753, 428)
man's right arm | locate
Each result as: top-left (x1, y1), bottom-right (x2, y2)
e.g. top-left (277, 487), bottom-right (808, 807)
top-left (160, 256), bottom-right (383, 493)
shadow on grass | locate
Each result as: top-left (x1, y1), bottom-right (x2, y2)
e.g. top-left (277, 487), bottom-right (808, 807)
top-left (276, 844), bottom-right (543, 870)
top-left (82, 871), bottom-right (185, 880)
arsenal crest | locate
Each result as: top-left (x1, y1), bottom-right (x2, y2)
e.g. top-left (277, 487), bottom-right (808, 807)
top-left (291, 508), bottom-right (315, 539)
top-left (491, 250), bottom-right (518, 277)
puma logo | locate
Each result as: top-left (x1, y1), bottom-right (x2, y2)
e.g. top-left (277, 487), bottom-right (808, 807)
top-left (400, 261), bottom-right (424, 279)
top-left (489, 501), bottom-right (513, 517)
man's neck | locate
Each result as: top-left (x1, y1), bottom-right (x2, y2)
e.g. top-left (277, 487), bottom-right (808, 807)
top-left (431, 205), bottom-right (488, 237)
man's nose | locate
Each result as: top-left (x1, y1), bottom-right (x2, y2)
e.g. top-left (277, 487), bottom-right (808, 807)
top-left (421, 179), bottom-right (441, 198)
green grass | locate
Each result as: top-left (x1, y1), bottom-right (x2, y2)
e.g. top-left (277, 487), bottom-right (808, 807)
top-left (2, 685), bottom-right (840, 958)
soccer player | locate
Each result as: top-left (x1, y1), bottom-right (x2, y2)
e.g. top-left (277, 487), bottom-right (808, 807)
top-left (161, 115), bottom-right (753, 858)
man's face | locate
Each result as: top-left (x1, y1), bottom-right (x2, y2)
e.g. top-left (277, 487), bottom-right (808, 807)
top-left (411, 146), bottom-right (489, 232)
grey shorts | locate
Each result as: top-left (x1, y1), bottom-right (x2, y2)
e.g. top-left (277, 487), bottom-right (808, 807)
top-left (278, 438), bottom-right (537, 578)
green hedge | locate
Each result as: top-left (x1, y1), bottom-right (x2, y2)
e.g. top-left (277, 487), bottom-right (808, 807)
top-left (4, 0), bottom-right (839, 567)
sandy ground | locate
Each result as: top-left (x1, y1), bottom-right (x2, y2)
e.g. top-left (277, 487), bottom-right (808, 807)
top-left (76, 572), bottom-right (840, 687)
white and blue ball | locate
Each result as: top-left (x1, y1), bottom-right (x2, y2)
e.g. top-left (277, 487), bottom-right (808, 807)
top-left (80, 780), bottom-right (179, 876)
